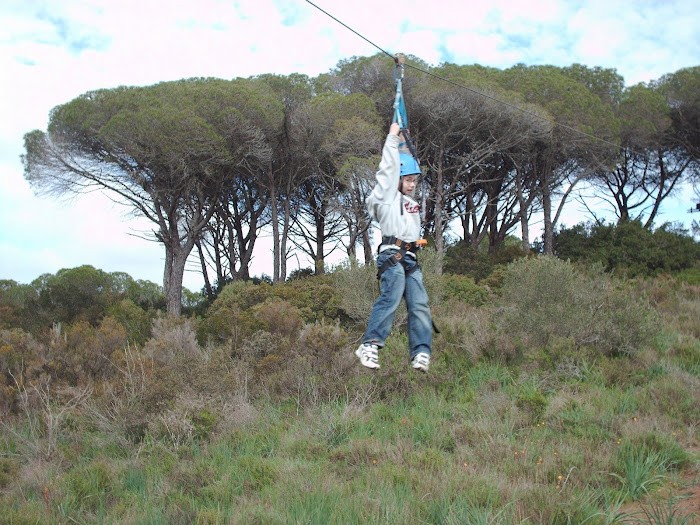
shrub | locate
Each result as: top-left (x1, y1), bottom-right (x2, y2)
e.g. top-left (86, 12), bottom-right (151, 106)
top-left (65, 317), bottom-right (128, 379)
top-left (480, 265), bottom-right (508, 291)
top-left (196, 280), bottom-right (314, 349)
top-left (431, 300), bottom-right (492, 362)
top-left (443, 240), bottom-right (528, 281)
top-left (331, 259), bottom-right (380, 325)
top-left (0, 329), bottom-right (44, 388)
top-left (197, 300), bottom-right (253, 351)
top-left (496, 256), bottom-right (660, 357)
top-left (417, 247), bottom-right (447, 305)
top-left (148, 394), bottom-right (222, 446)
top-left (38, 320), bottom-right (126, 385)
top-left (0, 280), bottom-right (45, 333)
top-left (439, 274), bottom-right (489, 306)
top-left (119, 350), bottom-right (242, 442)
top-left (287, 267), bottom-right (314, 280)
top-left (124, 277), bottom-right (166, 311)
top-left (215, 280), bottom-right (273, 311)
top-left (249, 320), bottom-right (353, 405)
top-left (253, 299), bottom-right (304, 339)
top-left (279, 275), bottom-right (341, 322)
top-left (35, 265), bottom-right (114, 325)
top-left (236, 330), bottom-right (285, 362)
top-left (107, 298), bottom-right (155, 346)
top-left (554, 220), bottom-right (700, 277)
top-left (443, 242), bottom-right (492, 280)
top-left (296, 319), bottom-right (348, 368)
top-left (143, 317), bottom-right (201, 364)
top-left (182, 287), bottom-right (208, 317)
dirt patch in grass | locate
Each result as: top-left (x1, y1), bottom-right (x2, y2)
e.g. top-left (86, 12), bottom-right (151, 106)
top-left (620, 446), bottom-right (700, 521)
top-left (674, 467), bottom-right (700, 516)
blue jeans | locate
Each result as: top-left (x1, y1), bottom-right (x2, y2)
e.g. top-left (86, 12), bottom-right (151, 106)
top-left (363, 250), bottom-right (432, 359)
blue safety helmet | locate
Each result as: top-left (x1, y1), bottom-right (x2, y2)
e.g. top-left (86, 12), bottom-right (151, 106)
top-left (399, 153), bottom-right (421, 177)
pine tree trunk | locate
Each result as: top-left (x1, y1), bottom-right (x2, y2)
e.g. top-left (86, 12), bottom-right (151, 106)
top-left (163, 245), bottom-right (187, 317)
top-left (270, 185), bottom-right (280, 283)
top-left (280, 198), bottom-right (291, 283)
top-left (542, 182), bottom-right (553, 255)
top-left (515, 170), bottom-right (530, 252)
top-left (362, 230), bottom-right (373, 264)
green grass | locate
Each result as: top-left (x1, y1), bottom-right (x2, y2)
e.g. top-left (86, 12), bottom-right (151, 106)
top-left (611, 447), bottom-right (671, 499)
top-left (2, 397), bottom-right (697, 524)
top-left (631, 497), bottom-right (699, 525)
top-left (6, 380), bottom-right (696, 524)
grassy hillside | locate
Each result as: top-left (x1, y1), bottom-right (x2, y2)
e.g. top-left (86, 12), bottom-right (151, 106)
top-left (1, 255), bottom-right (698, 524)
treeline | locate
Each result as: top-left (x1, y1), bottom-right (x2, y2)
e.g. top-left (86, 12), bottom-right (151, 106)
top-left (1, 267), bottom-right (171, 338)
top-left (2, 220), bottom-right (697, 340)
top-left (22, 56), bottom-right (699, 314)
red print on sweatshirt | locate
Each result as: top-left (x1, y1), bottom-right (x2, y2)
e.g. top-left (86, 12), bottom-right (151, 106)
top-left (404, 202), bottom-right (420, 214)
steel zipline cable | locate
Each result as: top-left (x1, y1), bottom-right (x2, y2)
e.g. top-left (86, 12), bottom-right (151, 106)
top-left (304, 0), bottom-right (623, 152)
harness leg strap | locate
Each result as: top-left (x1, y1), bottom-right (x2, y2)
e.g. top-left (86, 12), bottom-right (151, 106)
top-left (376, 255), bottom-right (397, 279)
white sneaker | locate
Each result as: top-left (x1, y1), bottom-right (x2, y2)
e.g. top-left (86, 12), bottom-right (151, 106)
top-left (411, 352), bottom-right (430, 372)
top-left (355, 342), bottom-right (380, 369)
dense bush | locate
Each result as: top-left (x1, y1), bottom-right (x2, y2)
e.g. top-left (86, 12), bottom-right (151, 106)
top-left (144, 317), bottom-right (201, 364)
top-left (443, 240), bottom-right (529, 281)
top-left (554, 220), bottom-right (700, 277)
top-left (438, 274), bottom-right (489, 306)
top-left (431, 300), bottom-right (492, 363)
top-left (0, 253), bottom-right (690, 414)
top-left (0, 280), bottom-right (44, 332)
top-left (197, 276), bottom-right (342, 348)
top-left (331, 260), bottom-right (379, 325)
top-left (1, 252), bottom-right (698, 522)
top-left (119, 274), bottom-right (167, 311)
top-left (197, 298), bottom-right (251, 350)
top-left (210, 280), bottom-right (274, 312)
top-left (1, 269), bottom-right (167, 337)
top-left (34, 266), bottom-right (119, 325)
top-left (253, 299), bottom-right (305, 339)
top-left (106, 298), bottom-right (156, 346)
top-left (64, 317), bottom-right (128, 379)
top-left (279, 275), bottom-right (341, 322)
top-left (496, 256), bottom-right (660, 358)
top-left (0, 328), bottom-right (45, 414)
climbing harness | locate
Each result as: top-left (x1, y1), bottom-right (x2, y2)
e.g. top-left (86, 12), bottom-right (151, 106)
top-left (376, 236), bottom-right (427, 279)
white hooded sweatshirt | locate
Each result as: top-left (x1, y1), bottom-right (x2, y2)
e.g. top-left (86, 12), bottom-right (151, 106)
top-left (366, 134), bottom-right (421, 255)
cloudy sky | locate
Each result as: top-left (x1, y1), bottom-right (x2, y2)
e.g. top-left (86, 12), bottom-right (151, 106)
top-left (1, 0), bottom-right (698, 291)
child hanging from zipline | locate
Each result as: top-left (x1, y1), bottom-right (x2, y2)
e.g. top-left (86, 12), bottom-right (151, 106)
top-left (355, 121), bottom-right (433, 372)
